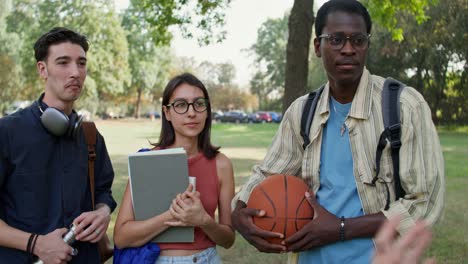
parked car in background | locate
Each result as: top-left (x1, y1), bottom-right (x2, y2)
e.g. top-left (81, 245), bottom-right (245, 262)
top-left (100, 112), bottom-right (117, 119)
top-left (144, 111), bottom-right (161, 119)
top-left (217, 111), bottom-right (248, 123)
top-left (247, 113), bottom-right (261, 123)
top-left (256, 111), bottom-right (272, 123)
top-left (268, 112), bottom-right (282, 123)
top-left (212, 110), bottom-right (223, 121)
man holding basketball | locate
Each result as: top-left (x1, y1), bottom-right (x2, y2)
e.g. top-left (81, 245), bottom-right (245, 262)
top-left (231, 0), bottom-right (444, 263)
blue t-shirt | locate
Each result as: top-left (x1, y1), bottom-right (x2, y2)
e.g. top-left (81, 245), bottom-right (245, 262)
top-left (298, 97), bottom-right (374, 264)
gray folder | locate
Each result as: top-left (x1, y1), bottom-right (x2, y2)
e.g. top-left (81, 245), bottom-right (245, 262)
top-left (128, 148), bottom-right (194, 243)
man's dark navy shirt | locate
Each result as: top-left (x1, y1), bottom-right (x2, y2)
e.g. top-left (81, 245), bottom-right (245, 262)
top-left (0, 101), bottom-right (117, 263)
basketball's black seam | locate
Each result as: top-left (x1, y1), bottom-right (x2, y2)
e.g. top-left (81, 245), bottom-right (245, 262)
top-left (259, 186), bottom-right (277, 231)
top-left (294, 217), bottom-right (313, 220)
top-left (256, 177), bottom-right (313, 237)
top-left (296, 196), bottom-right (310, 231)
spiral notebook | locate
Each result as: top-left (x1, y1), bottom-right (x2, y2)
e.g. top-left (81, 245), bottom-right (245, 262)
top-left (128, 147), bottom-right (194, 243)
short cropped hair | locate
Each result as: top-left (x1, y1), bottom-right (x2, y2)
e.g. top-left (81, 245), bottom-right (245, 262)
top-left (34, 27), bottom-right (89, 62)
top-left (315, 0), bottom-right (372, 37)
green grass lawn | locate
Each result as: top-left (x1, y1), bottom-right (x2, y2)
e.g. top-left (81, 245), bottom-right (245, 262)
top-left (427, 130), bottom-right (468, 263)
top-left (97, 119), bottom-right (467, 264)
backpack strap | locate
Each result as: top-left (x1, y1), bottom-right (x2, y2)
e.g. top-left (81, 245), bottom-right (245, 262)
top-left (81, 122), bottom-right (114, 262)
top-left (373, 78), bottom-right (406, 207)
top-left (82, 121), bottom-right (98, 209)
top-left (300, 85), bottom-right (325, 150)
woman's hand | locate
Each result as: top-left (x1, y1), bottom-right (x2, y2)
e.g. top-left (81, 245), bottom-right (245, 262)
top-left (165, 191), bottom-right (211, 227)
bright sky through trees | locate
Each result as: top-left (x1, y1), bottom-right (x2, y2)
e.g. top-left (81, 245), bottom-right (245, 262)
top-left (114, 0), bottom-right (327, 86)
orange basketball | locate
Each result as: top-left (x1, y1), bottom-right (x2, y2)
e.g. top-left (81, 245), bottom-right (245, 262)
top-left (247, 174), bottom-right (314, 245)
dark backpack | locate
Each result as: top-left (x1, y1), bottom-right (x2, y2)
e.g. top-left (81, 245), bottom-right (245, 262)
top-left (300, 78), bottom-right (406, 209)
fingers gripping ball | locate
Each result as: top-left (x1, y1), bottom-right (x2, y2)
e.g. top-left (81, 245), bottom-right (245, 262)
top-left (247, 175), bottom-right (314, 244)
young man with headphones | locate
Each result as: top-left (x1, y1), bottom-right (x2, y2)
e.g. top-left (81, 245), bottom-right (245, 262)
top-left (0, 27), bottom-right (117, 263)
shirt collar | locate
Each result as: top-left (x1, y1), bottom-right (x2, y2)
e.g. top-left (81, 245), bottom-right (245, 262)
top-left (35, 92), bottom-right (77, 117)
top-left (317, 67), bottom-right (373, 121)
top-left (37, 93), bottom-right (49, 111)
top-left (349, 67), bottom-right (372, 120)
top-left (32, 93), bottom-right (48, 119)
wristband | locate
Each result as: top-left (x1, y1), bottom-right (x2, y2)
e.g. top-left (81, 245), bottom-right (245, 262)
top-left (31, 234), bottom-right (39, 255)
top-left (26, 233), bottom-right (35, 254)
top-left (27, 233), bottom-right (38, 263)
top-left (339, 216), bottom-right (345, 242)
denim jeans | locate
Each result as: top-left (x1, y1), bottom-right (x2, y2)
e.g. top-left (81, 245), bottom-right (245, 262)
top-left (155, 247), bottom-right (222, 264)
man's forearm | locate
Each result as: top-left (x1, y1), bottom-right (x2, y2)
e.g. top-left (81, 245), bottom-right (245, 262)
top-left (344, 212), bottom-right (386, 240)
top-left (0, 219), bottom-right (30, 252)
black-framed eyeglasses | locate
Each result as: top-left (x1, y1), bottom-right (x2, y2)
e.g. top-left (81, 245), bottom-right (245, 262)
top-left (318, 32), bottom-right (371, 50)
top-left (166, 98), bottom-right (209, 114)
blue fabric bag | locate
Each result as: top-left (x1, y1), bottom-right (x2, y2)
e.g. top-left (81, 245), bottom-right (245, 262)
top-left (113, 243), bottom-right (160, 264)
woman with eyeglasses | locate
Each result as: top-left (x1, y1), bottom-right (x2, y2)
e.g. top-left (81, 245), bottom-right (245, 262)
top-left (114, 73), bottom-right (235, 263)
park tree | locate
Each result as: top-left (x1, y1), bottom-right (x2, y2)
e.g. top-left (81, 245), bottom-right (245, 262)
top-left (210, 86), bottom-right (258, 112)
top-left (196, 61), bottom-right (236, 90)
top-left (170, 56), bottom-right (199, 76)
top-left (284, 0), bottom-right (315, 113)
top-left (126, 0), bottom-right (230, 46)
top-left (122, 5), bottom-right (173, 118)
top-left (249, 13), bottom-right (289, 110)
top-left (216, 62), bottom-right (236, 87)
top-left (250, 71), bottom-right (271, 110)
top-left (0, 0), bottom-right (23, 114)
top-left (151, 57), bottom-right (251, 111)
top-left (196, 61), bottom-right (219, 89)
top-left (367, 0), bottom-right (467, 124)
top-left (197, 61), bottom-right (245, 110)
top-left (188, 60), bottom-right (256, 111)
top-left (283, 0), bottom-right (438, 112)
top-left (5, 0), bottom-right (130, 114)
top-left (248, 12), bottom-right (327, 110)
top-left (122, 0), bottom-right (235, 113)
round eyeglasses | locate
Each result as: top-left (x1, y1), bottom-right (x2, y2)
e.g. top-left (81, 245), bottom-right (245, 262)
top-left (166, 98), bottom-right (209, 114)
top-left (318, 32), bottom-right (371, 50)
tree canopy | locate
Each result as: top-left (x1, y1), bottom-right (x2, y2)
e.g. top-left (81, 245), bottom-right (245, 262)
top-left (122, 5), bottom-right (173, 118)
top-left (127, 0), bottom-right (231, 46)
top-left (249, 13), bottom-right (289, 110)
top-left (1, 0), bottom-right (465, 124)
top-left (249, 0), bottom-right (465, 123)
top-left (5, 0), bottom-right (130, 115)
top-left (0, 0), bottom-right (23, 114)
top-left (363, 0), bottom-right (438, 41)
top-left (367, 0), bottom-right (467, 124)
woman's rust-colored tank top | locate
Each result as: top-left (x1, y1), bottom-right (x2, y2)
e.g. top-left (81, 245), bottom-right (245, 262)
top-left (159, 152), bottom-right (219, 250)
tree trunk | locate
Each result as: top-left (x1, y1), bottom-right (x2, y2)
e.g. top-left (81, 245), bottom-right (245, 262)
top-left (135, 88), bottom-right (142, 119)
top-left (283, 0), bottom-right (315, 113)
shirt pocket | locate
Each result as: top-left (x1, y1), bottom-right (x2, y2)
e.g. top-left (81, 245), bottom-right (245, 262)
top-left (377, 154), bottom-right (395, 183)
top-left (357, 153), bottom-right (395, 204)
